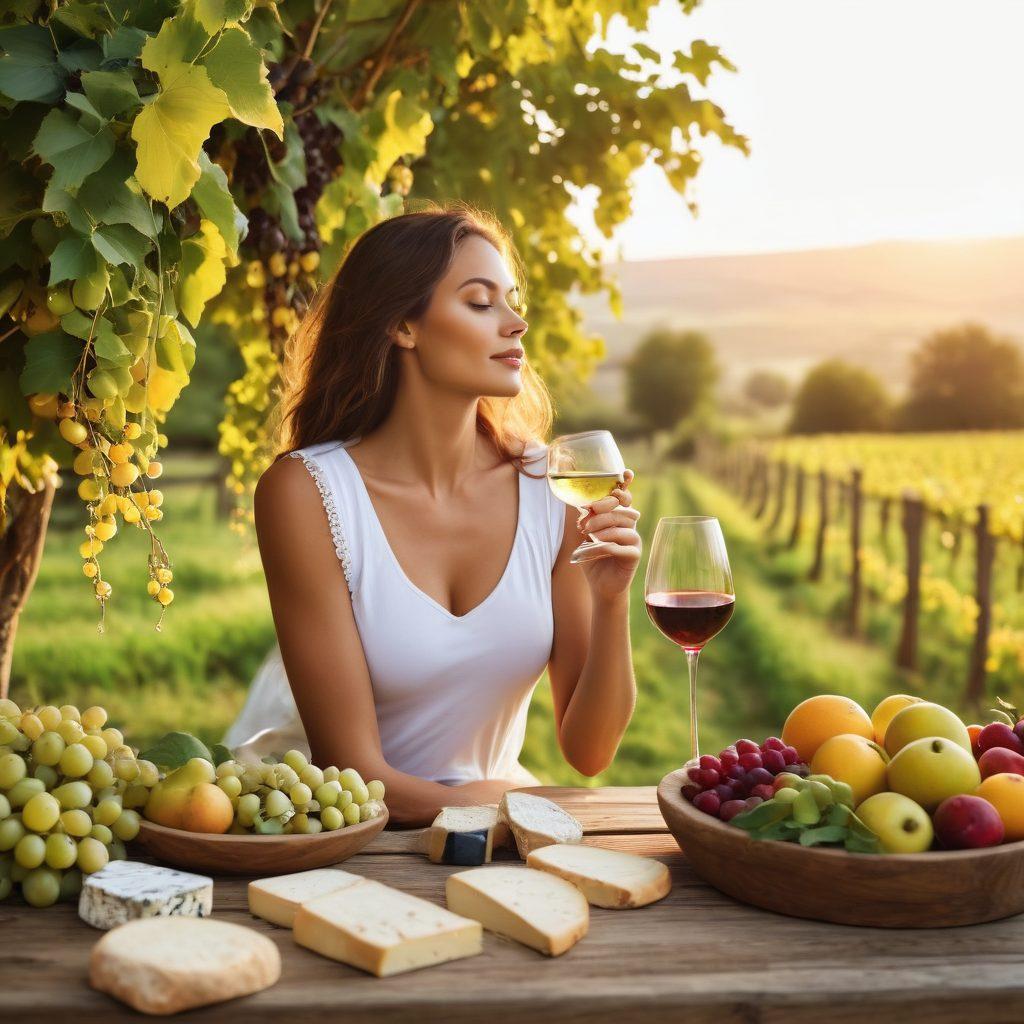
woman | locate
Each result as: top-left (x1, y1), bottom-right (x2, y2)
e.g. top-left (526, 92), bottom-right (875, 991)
top-left (224, 203), bottom-right (642, 827)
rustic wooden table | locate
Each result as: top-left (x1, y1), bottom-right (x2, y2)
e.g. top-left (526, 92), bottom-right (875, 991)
top-left (6, 785), bottom-right (1024, 1022)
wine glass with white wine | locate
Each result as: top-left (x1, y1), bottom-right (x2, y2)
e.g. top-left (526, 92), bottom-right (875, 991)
top-left (547, 430), bottom-right (628, 564)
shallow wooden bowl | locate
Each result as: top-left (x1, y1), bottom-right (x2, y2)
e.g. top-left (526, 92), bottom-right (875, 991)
top-left (658, 768), bottom-right (1024, 928)
top-left (136, 809), bottom-right (388, 875)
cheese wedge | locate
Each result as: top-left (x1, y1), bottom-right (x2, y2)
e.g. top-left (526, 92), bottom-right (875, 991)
top-left (89, 917), bottom-right (280, 1015)
top-left (294, 879), bottom-right (483, 976)
top-left (248, 868), bottom-right (364, 928)
top-left (499, 791), bottom-right (583, 858)
top-left (420, 805), bottom-right (510, 865)
top-left (526, 843), bottom-right (672, 908)
top-left (79, 861), bottom-right (212, 930)
top-left (445, 866), bottom-right (588, 956)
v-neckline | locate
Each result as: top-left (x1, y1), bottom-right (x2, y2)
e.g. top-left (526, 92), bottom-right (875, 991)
top-left (339, 443), bottom-right (525, 622)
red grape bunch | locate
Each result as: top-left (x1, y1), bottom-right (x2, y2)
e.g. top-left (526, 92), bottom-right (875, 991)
top-left (683, 737), bottom-right (809, 822)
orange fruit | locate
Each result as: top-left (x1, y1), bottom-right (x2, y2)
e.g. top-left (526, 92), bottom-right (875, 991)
top-left (782, 694), bottom-right (874, 762)
top-left (975, 773), bottom-right (1024, 841)
top-left (810, 734), bottom-right (889, 805)
top-left (871, 694), bottom-right (922, 745)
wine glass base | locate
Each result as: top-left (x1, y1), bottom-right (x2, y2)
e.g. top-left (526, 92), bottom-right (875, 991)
top-left (569, 540), bottom-right (618, 565)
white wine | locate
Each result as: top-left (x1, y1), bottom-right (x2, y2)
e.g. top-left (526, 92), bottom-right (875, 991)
top-left (548, 471), bottom-right (621, 508)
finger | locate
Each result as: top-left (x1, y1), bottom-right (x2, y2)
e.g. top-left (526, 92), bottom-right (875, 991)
top-left (587, 494), bottom-right (622, 515)
top-left (580, 507), bottom-right (641, 533)
top-left (609, 486), bottom-right (633, 508)
top-left (587, 526), bottom-right (642, 548)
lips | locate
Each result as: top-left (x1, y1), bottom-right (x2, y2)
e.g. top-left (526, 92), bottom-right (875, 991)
top-left (492, 348), bottom-right (525, 360)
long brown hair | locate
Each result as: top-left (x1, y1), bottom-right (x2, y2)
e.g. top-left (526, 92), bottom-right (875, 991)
top-left (272, 200), bottom-right (552, 477)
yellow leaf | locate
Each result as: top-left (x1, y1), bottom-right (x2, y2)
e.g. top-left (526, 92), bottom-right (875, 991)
top-left (176, 218), bottom-right (228, 326)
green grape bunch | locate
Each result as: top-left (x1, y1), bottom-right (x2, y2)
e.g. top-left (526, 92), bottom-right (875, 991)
top-left (0, 699), bottom-right (161, 909)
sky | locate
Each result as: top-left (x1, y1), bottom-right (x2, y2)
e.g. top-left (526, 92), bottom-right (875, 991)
top-left (568, 0), bottom-right (1024, 261)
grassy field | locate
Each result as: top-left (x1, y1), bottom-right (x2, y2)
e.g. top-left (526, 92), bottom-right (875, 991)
top-left (9, 450), bottom-right (918, 786)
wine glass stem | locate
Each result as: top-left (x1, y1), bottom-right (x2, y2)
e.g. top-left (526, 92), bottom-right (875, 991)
top-left (686, 648), bottom-right (701, 760)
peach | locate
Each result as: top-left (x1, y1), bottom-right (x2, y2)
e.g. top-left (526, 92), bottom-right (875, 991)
top-left (975, 773), bottom-right (1024, 841)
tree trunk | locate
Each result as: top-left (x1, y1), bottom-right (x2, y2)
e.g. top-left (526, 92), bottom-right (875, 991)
top-left (0, 477), bottom-right (56, 699)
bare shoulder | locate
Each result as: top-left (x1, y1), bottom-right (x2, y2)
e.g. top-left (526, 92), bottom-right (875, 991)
top-left (254, 453), bottom-right (321, 522)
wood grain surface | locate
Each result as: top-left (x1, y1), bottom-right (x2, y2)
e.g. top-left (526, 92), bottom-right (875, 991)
top-left (5, 785), bottom-right (1024, 1023)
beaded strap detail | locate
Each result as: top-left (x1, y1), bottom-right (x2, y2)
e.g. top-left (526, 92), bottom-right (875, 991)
top-left (289, 450), bottom-right (353, 593)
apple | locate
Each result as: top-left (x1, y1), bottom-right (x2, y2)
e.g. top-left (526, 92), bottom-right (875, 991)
top-left (871, 694), bottom-right (922, 745)
top-left (933, 795), bottom-right (1005, 849)
top-left (979, 746), bottom-right (1024, 780)
top-left (810, 734), bottom-right (889, 806)
top-left (144, 757), bottom-right (232, 833)
top-left (886, 736), bottom-right (982, 812)
top-left (855, 792), bottom-right (934, 853)
top-left (883, 702), bottom-right (972, 756)
top-left (977, 722), bottom-right (1024, 756)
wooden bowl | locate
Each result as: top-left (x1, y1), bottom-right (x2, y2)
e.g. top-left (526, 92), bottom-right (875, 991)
top-left (658, 768), bottom-right (1024, 928)
top-left (135, 810), bottom-right (388, 876)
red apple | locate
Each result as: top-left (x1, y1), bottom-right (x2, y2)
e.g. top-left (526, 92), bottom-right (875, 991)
top-left (933, 794), bottom-right (1005, 849)
top-left (977, 722), bottom-right (1024, 756)
top-left (979, 746), bottom-right (1024, 780)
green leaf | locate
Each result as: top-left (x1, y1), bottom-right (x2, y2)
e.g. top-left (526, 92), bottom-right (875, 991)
top-left (272, 119), bottom-right (306, 190)
top-left (33, 109), bottom-right (115, 192)
top-left (42, 182), bottom-right (93, 236)
top-left (64, 92), bottom-right (107, 132)
top-left (194, 0), bottom-right (253, 33)
top-left (82, 70), bottom-right (142, 119)
top-left (263, 179), bottom-right (301, 243)
top-left (92, 222), bottom-right (152, 271)
top-left (209, 743), bottom-right (234, 767)
top-left (201, 26), bottom-right (283, 136)
top-left (0, 25), bottom-right (66, 103)
top-left (0, 366), bottom-right (33, 433)
top-left (156, 318), bottom-right (196, 376)
top-left (731, 800), bottom-right (792, 831)
top-left (78, 154), bottom-right (162, 240)
top-left (176, 218), bottom-right (228, 326)
top-left (798, 825), bottom-right (848, 847)
top-left (132, 61), bottom-right (231, 209)
top-left (0, 163), bottom-right (40, 239)
top-left (48, 231), bottom-right (99, 287)
top-left (102, 25), bottom-right (148, 65)
top-left (140, 11), bottom-right (210, 75)
top-left (56, 41), bottom-right (103, 75)
top-left (50, 0), bottom-right (116, 39)
top-left (92, 317), bottom-right (132, 367)
top-left (18, 331), bottom-right (82, 395)
top-left (366, 84), bottom-right (434, 183)
top-left (191, 151), bottom-right (245, 251)
top-left (139, 731), bottom-right (213, 771)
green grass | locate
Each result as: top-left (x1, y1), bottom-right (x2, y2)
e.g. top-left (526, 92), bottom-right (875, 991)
top-left (10, 452), bottom-right (917, 786)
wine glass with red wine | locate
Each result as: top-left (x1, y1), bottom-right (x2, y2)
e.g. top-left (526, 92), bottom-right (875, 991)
top-left (644, 516), bottom-right (735, 761)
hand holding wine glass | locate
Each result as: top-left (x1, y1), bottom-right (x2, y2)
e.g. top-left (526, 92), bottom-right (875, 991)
top-left (644, 517), bottom-right (735, 761)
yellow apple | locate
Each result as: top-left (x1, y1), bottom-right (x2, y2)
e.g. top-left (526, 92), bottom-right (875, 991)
top-left (810, 733), bottom-right (889, 806)
top-left (883, 701), bottom-right (971, 756)
top-left (871, 694), bottom-right (922, 745)
top-left (856, 792), bottom-right (934, 853)
top-left (887, 736), bottom-right (981, 811)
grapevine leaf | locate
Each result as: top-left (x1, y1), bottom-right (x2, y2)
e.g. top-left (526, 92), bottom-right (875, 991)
top-left (176, 218), bottom-right (228, 326)
top-left (201, 27), bottom-right (283, 136)
top-left (844, 832), bottom-right (882, 854)
top-left (798, 825), bottom-right (848, 846)
top-left (32, 108), bottom-right (116, 192)
top-left (674, 40), bottom-right (737, 85)
top-left (272, 119), bottom-right (306, 190)
top-left (64, 92), bottom-right (107, 131)
top-left (139, 731), bottom-right (214, 771)
top-left (18, 331), bottom-right (82, 395)
top-left (194, 0), bottom-right (254, 33)
top-left (92, 316), bottom-right (132, 367)
top-left (0, 25), bottom-right (67, 103)
top-left (42, 181), bottom-right (94, 235)
top-left (263, 179), bottom-right (302, 243)
top-left (191, 151), bottom-right (246, 251)
top-left (50, 0), bottom-right (116, 39)
top-left (56, 40), bottom-right (103, 75)
top-left (0, 101), bottom-right (49, 161)
top-left (60, 310), bottom-right (97, 340)
top-left (140, 11), bottom-right (210, 75)
top-left (209, 743), bottom-right (234, 767)
top-left (730, 800), bottom-right (791, 831)
top-left (81, 70), bottom-right (142, 119)
top-left (79, 153), bottom-right (162, 240)
top-left (156, 317), bottom-right (196, 376)
top-left (92, 222), bottom-right (152, 272)
top-left (0, 163), bottom-right (40, 238)
top-left (365, 84), bottom-right (434, 183)
top-left (101, 25), bottom-right (148, 65)
top-left (131, 61), bottom-right (231, 209)
top-left (48, 230), bottom-right (99, 287)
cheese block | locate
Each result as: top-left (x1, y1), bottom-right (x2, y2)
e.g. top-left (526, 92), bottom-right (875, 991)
top-left (79, 861), bottom-right (212, 931)
top-left (526, 843), bottom-right (672, 908)
top-left (89, 917), bottom-right (280, 1015)
top-left (420, 805), bottom-right (510, 865)
top-left (294, 879), bottom-right (483, 976)
top-left (445, 866), bottom-right (588, 956)
top-left (249, 867), bottom-right (364, 928)
top-left (498, 792), bottom-right (583, 858)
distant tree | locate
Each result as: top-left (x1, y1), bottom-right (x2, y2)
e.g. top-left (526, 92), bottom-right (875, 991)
top-left (788, 360), bottom-right (890, 434)
top-left (898, 323), bottom-right (1024, 431)
top-left (743, 369), bottom-right (792, 409)
top-left (625, 328), bottom-right (718, 434)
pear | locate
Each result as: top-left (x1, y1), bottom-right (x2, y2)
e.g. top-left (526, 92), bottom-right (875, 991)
top-left (144, 758), bottom-right (217, 829)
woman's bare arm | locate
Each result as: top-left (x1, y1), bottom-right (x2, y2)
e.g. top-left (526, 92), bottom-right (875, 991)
top-left (254, 456), bottom-right (523, 827)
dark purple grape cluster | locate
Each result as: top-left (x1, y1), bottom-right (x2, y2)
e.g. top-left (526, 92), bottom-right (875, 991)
top-left (682, 737), bottom-right (808, 822)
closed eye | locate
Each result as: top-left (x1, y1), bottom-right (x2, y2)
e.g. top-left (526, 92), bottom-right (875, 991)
top-left (469, 303), bottom-right (491, 310)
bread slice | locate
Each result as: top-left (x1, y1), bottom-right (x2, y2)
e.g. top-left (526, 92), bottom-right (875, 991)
top-left (89, 917), bottom-right (280, 1015)
top-left (527, 843), bottom-right (671, 908)
top-left (498, 792), bottom-right (583, 858)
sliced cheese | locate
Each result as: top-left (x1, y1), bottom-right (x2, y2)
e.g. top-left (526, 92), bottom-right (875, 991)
top-left (499, 791), bottom-right (583, 858)
top-left (421, 805), bottom-right (510, 865)
top-left (89, 917), bottom-right (280, 1015)
top-left (79, 861), bottom-right (212, 931)
top-left (248, 867), bottom-right (365, 928)
top-left (445, 866), bottom-right (588, 956)
top-left (293, 879), bottom-right (482, 976)
top-left (526, 843), bottom-right (672, 908)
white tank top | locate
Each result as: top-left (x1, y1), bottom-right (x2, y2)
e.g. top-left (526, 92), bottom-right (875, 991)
top-left (223, 437), bottom-right (566, 786)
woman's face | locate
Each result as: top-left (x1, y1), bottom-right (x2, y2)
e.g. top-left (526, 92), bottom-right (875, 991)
top-left (398, 234), bottom-right (529, 399)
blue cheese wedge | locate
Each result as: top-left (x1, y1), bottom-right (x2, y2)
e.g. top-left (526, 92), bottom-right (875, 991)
top-left (526, 843), bottom-right (672, 908)
top-left (421, 805), bottom-right (510, 865)
top-left (498, 792), bottom-right (583, 858)
top-left (445, 865), bottom-right (589, 956)
top-left (249, 867), bottom-right (364, 928)
top-left (294, 879), bottom-right (483, 976)
top-left (79, 861), bottom-right (212, 931)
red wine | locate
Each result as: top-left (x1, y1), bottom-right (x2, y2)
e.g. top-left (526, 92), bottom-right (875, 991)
top-left (645, 590), bottom-right (735, 649)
